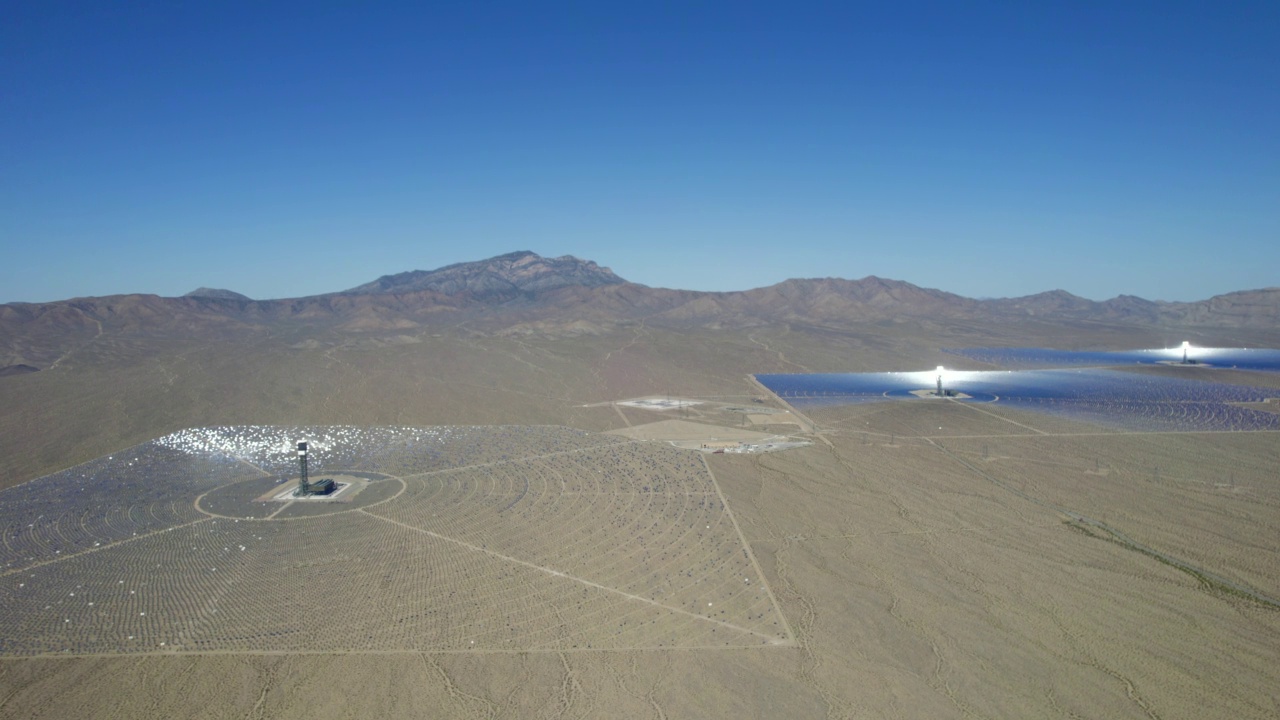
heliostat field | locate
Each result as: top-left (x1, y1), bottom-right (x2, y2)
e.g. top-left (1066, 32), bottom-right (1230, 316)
top-left (0, 426), bottom-right (791, 656)
top-left (756, 367), bottom-right (1280, 432)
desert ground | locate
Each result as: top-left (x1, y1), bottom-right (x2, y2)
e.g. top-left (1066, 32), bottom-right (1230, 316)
top-left (1, 321), bottom-right (1278, 718)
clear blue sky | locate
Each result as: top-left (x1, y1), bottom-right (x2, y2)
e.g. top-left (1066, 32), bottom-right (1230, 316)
top-left (2, 2), bottom-right (1276, 303)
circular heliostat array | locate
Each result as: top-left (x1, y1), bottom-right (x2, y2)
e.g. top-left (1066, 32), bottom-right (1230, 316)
top-left (0, 425), bottom-right (791, 656)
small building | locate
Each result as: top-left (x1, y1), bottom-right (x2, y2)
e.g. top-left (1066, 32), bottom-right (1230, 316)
top-left (300, 477), bottom-right (336, 496)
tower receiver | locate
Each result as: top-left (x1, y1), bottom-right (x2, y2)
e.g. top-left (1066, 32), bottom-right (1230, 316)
top-left (296, 441), bottom-right (335, 496)
top-left (297, 441), bottom-right (310, 494)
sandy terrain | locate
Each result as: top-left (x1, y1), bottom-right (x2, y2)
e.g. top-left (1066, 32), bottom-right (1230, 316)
top-left (0, 324), bottom-right (1278, 718)
top-left (607, 418), bottom-right (782, 445)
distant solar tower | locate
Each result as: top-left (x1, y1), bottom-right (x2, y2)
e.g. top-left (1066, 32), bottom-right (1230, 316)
top-left (297, 441), bottom-right (310, 494)
top-left (1182, 340), bottom-right (1190, 364)
top-left (936, 366), bottom-right (944, 396)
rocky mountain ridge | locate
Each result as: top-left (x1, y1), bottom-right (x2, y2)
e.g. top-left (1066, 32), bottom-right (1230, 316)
top-left (342, 250), bottom-right (625, 298)
top-left (183, 288), bottom-right (252, 301)
top-left (2, 252), bottom-right (1278, 369)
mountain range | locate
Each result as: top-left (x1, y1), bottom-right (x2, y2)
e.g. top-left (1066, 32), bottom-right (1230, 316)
top-left (3, 250), bottom-right (1278, 371)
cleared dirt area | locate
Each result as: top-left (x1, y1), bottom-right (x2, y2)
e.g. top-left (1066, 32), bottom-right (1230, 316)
top-left (608, 418), bottom-right (781, 444)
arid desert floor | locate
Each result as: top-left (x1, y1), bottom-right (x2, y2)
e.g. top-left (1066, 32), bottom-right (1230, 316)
top-left (1, 324), bottom-right (1278, 718)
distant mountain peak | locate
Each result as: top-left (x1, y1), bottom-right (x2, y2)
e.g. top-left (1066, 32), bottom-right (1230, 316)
top-left (343, 251), bottom-right (627, 298)
top-left (183, 287), bottom-right (251, 301)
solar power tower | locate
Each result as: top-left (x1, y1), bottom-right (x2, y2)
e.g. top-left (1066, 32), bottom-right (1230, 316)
top-left (295, 441), bottom-right (335, 496)
top-left (297, 441), bottom-right (310, 492)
